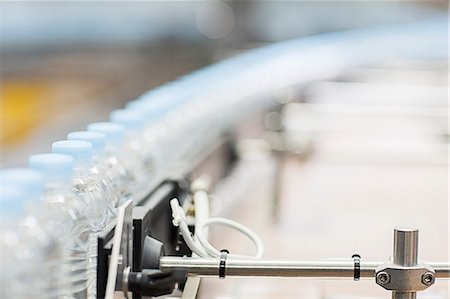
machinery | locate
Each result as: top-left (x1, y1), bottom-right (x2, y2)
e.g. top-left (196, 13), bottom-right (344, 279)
top-left (91, 17), bottom-right (449, 299)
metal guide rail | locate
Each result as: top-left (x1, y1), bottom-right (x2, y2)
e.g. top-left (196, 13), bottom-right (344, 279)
top-left (104, 202), bottom-right (450, 299)
top-left (99, 174), bottom-right (450, 299)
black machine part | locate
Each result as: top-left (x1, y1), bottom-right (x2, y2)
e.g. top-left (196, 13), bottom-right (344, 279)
top-left (142, 236), bottom-right (165, 270)
top-left (127, 270), bottom-right (186, 297)
top-left (127, 236), bottom-right (186, 297)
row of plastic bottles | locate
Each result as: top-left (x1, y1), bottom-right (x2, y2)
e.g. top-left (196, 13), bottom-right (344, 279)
top-left (0, 75), bottom-right (247, 298)
top-left (1, 126), bottom-right (133, 298)
top-left (0, 55), bottom-right (265, 298)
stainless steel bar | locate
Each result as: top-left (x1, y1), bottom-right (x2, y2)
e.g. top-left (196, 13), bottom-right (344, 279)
top-left (429, 262), bottom-right (450, 278)
top-left (160, 257), bottom-right (450, 279)
top-left (392, 228), bottom-right (419, 299)
top-left (160, 257), bottom-right (378, 278)
top-left (392, 292), bottom-right (416, 299)
top-left (393, 228), bottom-right (419, 268)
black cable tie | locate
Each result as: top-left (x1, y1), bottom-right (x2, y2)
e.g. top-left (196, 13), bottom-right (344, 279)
top-left (219, 249), bottom-right (229, 279)
top-left (352, 254), bottom-right (361, 281)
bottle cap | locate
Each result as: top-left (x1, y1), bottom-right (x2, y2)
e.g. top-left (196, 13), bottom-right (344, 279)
top-left (0, 167), bottom-right (44, 199)
top-left (67, 131), bottom-right (106, 157)
top-left (87, 122), bottom-right (124, 148)
top-left (110, 109), bottom-right (146, 131)
top-left (29, 153), bottom-right (74, 184)
top-left (0, 184), bottom-right (26, 216)
top-left (52, 140), bottom-right (93, 168)
top-left (127, 99), bottom-right (170, 120)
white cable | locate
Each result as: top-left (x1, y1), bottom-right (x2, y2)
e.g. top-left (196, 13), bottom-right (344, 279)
top-left (179, 221), bottom-right (209, 258)
top-left (193, 189), bottom-right (209, 238)
top-left (170, 199), bottom-right (209, 258)
top-left (196, 217), bottom-right (265, 259)
top-left (170, 197), bottom-right (264, 259)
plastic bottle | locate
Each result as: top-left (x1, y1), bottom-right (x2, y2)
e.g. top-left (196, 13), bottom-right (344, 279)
top-left (1, 168), bottom-right (59, 299)
top-left (126, 99), bottom-right (171, 173)
top-left (0, 185), bottom-right (22, 298)
top-left (86, 122), bottom-right (134, 203)
top-left (52, 140), bottom-right (108, 299)
top-left (67, 131), bottom-right (120, 217)
top-left (29, 153), bottom-right (90, 299)
top-left (109, 109), bottom-right (154, 197)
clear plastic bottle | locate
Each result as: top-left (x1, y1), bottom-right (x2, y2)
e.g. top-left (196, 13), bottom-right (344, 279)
top-left (0, 184), bottom-right (21, 298)
top-left (109, 109), bottom-right (154, 198)
top-left (52, 140), bottom-right (108, 299)
top-left (1, 168), bottom-right (60, 299)
top-left (129, 85), bottom-right (209, 174)
top-left (29, 153), bottom-right (90, 299)
top-left (87, 122), bottom-right (134, 204)
top-left (126, 100), bottom-right (171, 175)
top-left (67, 131), bottom-right (120, 218)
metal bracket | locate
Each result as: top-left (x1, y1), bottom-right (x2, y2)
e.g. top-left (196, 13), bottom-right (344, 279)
top-left (374, 228), bottom-right (436, 299)
top-left (375, 263), bottom-right (435, 292)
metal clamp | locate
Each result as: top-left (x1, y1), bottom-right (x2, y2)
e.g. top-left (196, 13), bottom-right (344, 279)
top-left (375, 263), bottom-right (435, 292)
top-left (375, 228), bottom-right (435, 298)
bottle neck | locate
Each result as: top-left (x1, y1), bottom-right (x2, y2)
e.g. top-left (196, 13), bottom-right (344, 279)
top-left (73, 166), bottom-right (91, 178)
top-left (125, 130), bottom-right (143, 141)
top-left (106, 144), bottom-right (123, 156)
top-left (92, 154), bottom-right (104, 165)
top-left (43, 181), bottom-right (72, 197)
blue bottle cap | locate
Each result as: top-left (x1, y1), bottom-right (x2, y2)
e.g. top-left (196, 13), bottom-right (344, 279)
top-left (52, 140), bottom-right (93, 168)
top-left (67, 131), bottom-right (106, 157)
top-left (0, 185), bottom-right (27, 216)
top-left (1, 168), bottom-right (44, 198)
top-left (87, 122), bottom-right (125, 148)
top-left (28, 153), bottom-right (74, 184)
top-left (110, 109), bottom-right (146, 131)
top-left (126, 100), bottom-right (168, 121)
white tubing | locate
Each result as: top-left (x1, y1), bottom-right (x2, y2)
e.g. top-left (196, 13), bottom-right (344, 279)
top-left (170, 198), bottom-right (209, 258)
top-left (193, 188), bottom-right (210, 238)
top-left (170, 197), bottom-right (264, 259)
top-left (179, 221), bottom-right (209, 258)
top-left (196, 217), bottom-right (265, 259)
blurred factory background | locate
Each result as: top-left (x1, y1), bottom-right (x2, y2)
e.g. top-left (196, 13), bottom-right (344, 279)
top-left (1, 1), bottom-right (447, 166)
top-left (1, 1), bottom-right (449, 298)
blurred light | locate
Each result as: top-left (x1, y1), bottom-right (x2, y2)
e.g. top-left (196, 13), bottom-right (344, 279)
top-left (195, 1), bottom-right (234, 39)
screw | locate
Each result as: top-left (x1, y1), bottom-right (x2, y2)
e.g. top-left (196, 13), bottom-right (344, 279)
top-left (422, 272), bottom-right (435, 286)
top-left (376, 272), bottom-right (390, 285)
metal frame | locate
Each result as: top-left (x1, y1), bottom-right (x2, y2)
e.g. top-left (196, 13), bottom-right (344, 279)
top-left (157, 228), bottom-right (449, 298)
top-left (159, 257), bottom-right (449, 279)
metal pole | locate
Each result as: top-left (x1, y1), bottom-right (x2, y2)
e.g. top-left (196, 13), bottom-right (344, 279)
top-left (392, 228), bottom-right (419, 299)
top-left (160, 257), bottom-right (449, 279)
top-left (430, 262), bottom-right (450, 278)
top-left (160, 257), bottom-right (379, 278)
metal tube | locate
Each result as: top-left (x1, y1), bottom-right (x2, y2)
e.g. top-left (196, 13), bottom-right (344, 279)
top-left (392, 228), bottom-right (419, 299)
top-left (160, 257), bottom-right (450, 279)
top-left (392, 292), bottom-right (416, 299)
top-left (393, 228), bottom-right (419, 267)
top-left (430, 262), bottom-right (450, 278)
top-left (160, 257), bottom-right (379, 278)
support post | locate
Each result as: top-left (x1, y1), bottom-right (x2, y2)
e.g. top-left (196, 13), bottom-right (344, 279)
top-left (392, 228), bottom-right (419, 299)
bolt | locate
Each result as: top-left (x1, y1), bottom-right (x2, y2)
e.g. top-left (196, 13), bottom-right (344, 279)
top-left (376, 272), bottom-right (390, 285)
top-left (117, 254), bottom-right (123, 265)
top-left (422, 272), bottom-right (435, 286)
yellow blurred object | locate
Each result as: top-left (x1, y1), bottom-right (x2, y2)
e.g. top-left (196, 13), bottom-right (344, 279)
top-left (0, 80), bottom-right (50, 145)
